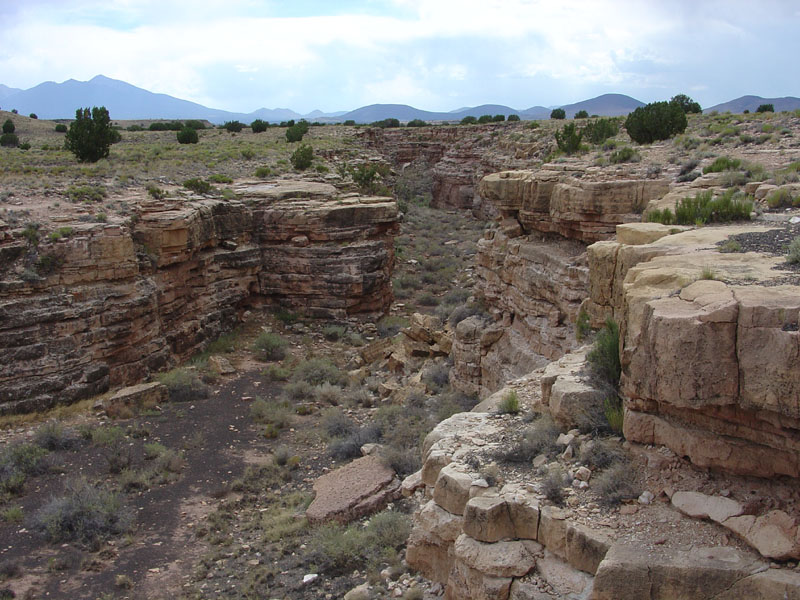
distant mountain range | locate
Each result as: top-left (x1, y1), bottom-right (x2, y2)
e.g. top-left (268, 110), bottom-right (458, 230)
top-left (704, 95), bottom-right (800, 114)
top-left (0, 75), bottom-right (796, 124)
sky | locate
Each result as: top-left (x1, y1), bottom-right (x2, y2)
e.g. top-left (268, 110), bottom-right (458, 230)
top-left (0, 0), bottom-right (798, 114)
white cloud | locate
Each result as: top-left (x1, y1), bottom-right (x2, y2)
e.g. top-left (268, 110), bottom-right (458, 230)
top-left (0, 0), bottom-right (797, 111)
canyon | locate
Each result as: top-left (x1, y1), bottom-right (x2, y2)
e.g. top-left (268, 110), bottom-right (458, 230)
top-left (2, 111), bottom-right (800, 598)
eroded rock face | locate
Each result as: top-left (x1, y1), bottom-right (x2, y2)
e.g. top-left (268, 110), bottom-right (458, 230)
top-left (479, 170), bottom-right (669, 244)
top-left (0, 182), bottom-right (398, 413)
top-left (586, 223), bottom-right (800, 478)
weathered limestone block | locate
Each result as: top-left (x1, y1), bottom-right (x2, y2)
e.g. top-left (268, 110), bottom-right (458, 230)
top-left (463, 496), bottom-right (515, 543)
top-left (434, 464), bottom-right (474, 516)
top-left (453, 534), bottom-right (540, 578)
top-left (565, 522), bottom-right (612, 575)
top-left (593, 544), bottom-right (766, 600)
top-left (538, 506), bottom-right (568, 560)
top-left (723, 510), bottom-right (800, 561)
top-left (715, 569), bottom-right (800, 599)
top-left (406, 525), bottom-right (456, 585)
top-left (445, 559), bottom-right (513, 600)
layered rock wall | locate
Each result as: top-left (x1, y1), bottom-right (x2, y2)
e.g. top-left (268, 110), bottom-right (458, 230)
top-left (0, 182), bottom-right (397, 413)
top-left (451, 170), bottom-right (668, 397)
top-left (586, 223), bottom-right (800, 478)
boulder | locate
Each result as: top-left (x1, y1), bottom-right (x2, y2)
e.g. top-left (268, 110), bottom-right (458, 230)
top-left (723, 510), bottom-right (800, 560)
top-left (105, 382), bottom-right (168, 416)
top-left (462, 496), bottom-right (515, 543)
top-left (306, 455), bottom-right (401, 524)
top-left (452, 534), bottom-right (540, 578)
top-left (434, 464), bottom-right (474, 516)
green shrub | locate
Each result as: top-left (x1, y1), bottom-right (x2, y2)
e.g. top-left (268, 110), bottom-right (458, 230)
top-left (2, 119), bottom-right (14, 134)
top-left (223, 120), bottom-right (244, 133)
top-left (574, 110), bottom-right (589, 119)
top-left (32, 478), bottom-right (133, 548)
top-left (207, 174), bottom-right (233, 184)
top-left (18, 141), bottom-right (30, 150)
top-left (624, 101), bottom-right (687, 144)
top-left (507, 114), bottom-right (520, 122)
top-left (703, 156), bottom-right (742, 173)
top-left (670, 93), bottom-right (702, 114)
top-left (34, 422), bottom-right (80, 451)
top-left (673, 189), bottom-right (752, 225)
top-left (184, 120), bottom-right (206, 130)
top-left (290, 144), bottom-right (313, 170)
top-left (550, 108), bottom-right (566, 120)
top-left (322, 324), bottom-right (346, 341)
top-left (497, 389), bottom-right (520, 414)
top-left (54, 123), bottom-right (68, 133)
top-left (406, 119), bottom-right (428, 127)
top-left (250, 398), bottom-right (292, 429)
top-left (0, 133), bottom-right (18, 147)
top-left (309, 510), bottom-right (410, 574)
top-left (253, 332), bottom-right (288, 361)
top-left (584, 117), bottom-right (618, 144)
top-left (646, 207), bottom-right (674, 225)
top-left (157, 368), bottom-right (209, 402)
top-left (65, 106), bottom-right (118, 162)
top-left (176, 127), bottom-right (198, 144)
top-left (291, 358), bottom-right (344, 386)
top-left (460, 116), bottom-right (477, 125)
top-left (371, 117), bottom-right (400, 128)
top-left (719, 239), bottom-right (742, 253)
top-left (255, 166), bottom-right (271, 178)
top-left (587, 318), bottom-right (620, 389)
top-left (492, 114), bottom-right (506, 122)
top-left (183, 178), bottom-right (212, 194)
top-left (766, 188), bottom-right (794, 209)
top-left (149, 121), bottom-right (183, 131)
top-left (756, 103), bottom-right (774, 113)
top-left (609, 146), bottom-right (637, 163)
top-left (1, 443), bottom-right (48, 496)
top-left (788, 236), bottom-right (800, 264)
top-left (555, 122), bottom-right (582, 154)
top-left (250, 119), bottom-right (268, 133)
top-left (67, 184), bottom-right (106, 202)
top-left (147, 185), bottom-right (166, 199)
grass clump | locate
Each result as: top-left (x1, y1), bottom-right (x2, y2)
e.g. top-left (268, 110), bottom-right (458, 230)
top-left (32, 478), bottom-right (133, 549)
top-left (603, 396), bottom-right (624, 434)
top-left (182, 178), bottom-right (212, 194)
top-left (314, 382), bottom-right (344, 405)
top-left (787, 236), bottom-right (800, 265)
top-left (650, 190), bottom-right (752, 226)
top-left (496, 389), bottom-right (520, 415)
top-left (719, 239), bottom-right (743, 253)
top-left (575, 309), bottom-right (591, 341)
top-left (253, 331), bottom-right (288, 361)
top-left (593, 462), bottom-right (639, 506)
top-left (703, 156), bottom-right (742, 174)
top-left (0, 443), bottom-right (49, 496)
top-left (766, 188), bottom-right (796, 209)
top-left (157, 368), bottom-right (209, 402)
top-left (250, 398), bottom-right (293, 431)
top-left (66, 184), bottom-right (106, 203)
top-left (498, 414), bottom-right (560, 463)
top-left (291, 357), bottom-right (344, 387)
top-left (322, 324), bottom-right (346, 341)
top-left (33, 421), bottom-right (80, 451)
top-left (309, 510), bottom-right (410, 575)
top-left (541, 466), bottom-right (566, 506)
top-left (328, 424), bottom-right (382, 461)
top-left (580, 438), bottom-right (626, 470)
top-left (609, 146), bottom-right (638, 163)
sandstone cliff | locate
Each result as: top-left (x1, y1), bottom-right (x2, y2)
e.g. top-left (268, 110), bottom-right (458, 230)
top-left (450, 169), bottom-right (668, 398)
top-left (0, 181), bottom-right (398, 414)
top-left (586, 222), bottom-right (800, 478)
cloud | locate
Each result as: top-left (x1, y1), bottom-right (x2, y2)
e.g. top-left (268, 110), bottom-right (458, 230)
top-left (0, 0), bottom-right (797, 112)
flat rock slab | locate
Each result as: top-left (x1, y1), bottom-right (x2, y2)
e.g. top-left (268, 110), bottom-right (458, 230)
top-left (306, 455), bottom-right (401, 524)
top-left (671, 490), bottom-right (743, 523)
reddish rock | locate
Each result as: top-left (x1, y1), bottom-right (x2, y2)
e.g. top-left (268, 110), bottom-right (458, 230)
top-left (305, 455), bottom-right (401, 524)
